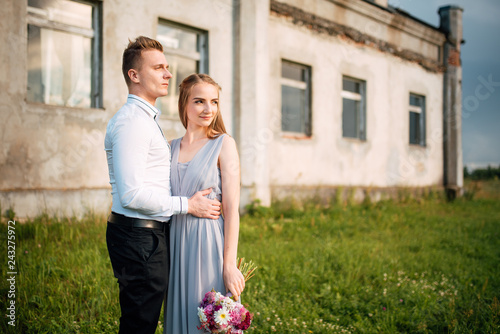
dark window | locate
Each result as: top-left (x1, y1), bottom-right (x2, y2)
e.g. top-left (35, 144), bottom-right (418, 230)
top-left (342, 76), bottom-right (366, 140)
top-left (281, 60), bottom-right (311, 136)
top-left (409, 93), bottom-right (426, 146)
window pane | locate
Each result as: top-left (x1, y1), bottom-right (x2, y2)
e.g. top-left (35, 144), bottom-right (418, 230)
top-left (281, 85), bottom-right (306, 133)
top-left (409, 111), bottom-right (420, 144)
top-left (343, 78), bottom-right (360, 93)
top-left (28, 0), bottom-right (93, 29)
top-left (409, 93), bottom-right (425, 145)
top-left (410, 94), bottom-right (422, 107)
top-left (281, 60), bottom-right (311, 136)
top-left (157, 24), bottom-right (197, 53)
top-left (342, 98), bottom-right (359, 138)
top-left (27, 25), bottom-right (92, 108)
top-left (342, 76), bottom-right (365, 140)
top-left (156, 55), bottom-right (197, 117)
top-left (282, 61), bottom-right (304, 81)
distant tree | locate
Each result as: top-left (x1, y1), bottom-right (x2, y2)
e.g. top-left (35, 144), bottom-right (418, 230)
top-left (463, 166), bottom-right (470, 178)
top-left (465, 164), bottom-right (500, 180)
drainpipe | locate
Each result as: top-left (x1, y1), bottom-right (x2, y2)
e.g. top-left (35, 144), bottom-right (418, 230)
top-left (439, 5), bottom-right (464, 200)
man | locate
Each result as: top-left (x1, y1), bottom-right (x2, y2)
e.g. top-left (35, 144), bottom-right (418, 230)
top-left (105, 36), bottom-right (220, 334)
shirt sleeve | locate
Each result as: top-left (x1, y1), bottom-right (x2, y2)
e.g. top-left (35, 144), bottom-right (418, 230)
top-left (110, 115), bottom-right (188, 217)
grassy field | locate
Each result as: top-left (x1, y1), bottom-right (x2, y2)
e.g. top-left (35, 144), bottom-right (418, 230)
top-left (1, 180), bottom-right (499, 333)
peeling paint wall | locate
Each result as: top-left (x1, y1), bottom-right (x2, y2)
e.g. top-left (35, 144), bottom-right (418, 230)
top-left (267, 14), bottom-right (444, 188)
top-left (264, 0), bottom-right (446, 199)
top-left (0, 0), bottom-right (234, 218)
top-left (0, 0), bottom-right (453, 218)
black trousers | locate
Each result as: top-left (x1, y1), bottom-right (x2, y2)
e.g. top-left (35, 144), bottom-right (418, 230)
top-left (106, 222), bottom-right (169, 334)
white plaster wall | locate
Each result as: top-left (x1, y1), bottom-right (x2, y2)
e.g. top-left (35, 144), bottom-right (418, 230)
top-left (0, 0), bottom-right (234, 218)
top-left (0, 0), bottom-right (447, 217)
top-left (268, 16), bottom-right (444, 188)
top-left (237, 0), bottom-right (273, 206)
top-left (279, 0), bottom-right (444, 61)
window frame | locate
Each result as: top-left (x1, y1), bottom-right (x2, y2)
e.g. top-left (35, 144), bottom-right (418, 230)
top-left (341, 76), bottom-right (366, 141)
top-left (409, 92), bottom-right (426, 146)
top-left (26, 0), bottom-right (103, 108)
top-left (280, 59), bottom-right (312, 137)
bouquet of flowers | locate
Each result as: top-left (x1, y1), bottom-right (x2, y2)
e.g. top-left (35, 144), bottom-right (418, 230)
top-left (197, 258), bottom-right (257, 333)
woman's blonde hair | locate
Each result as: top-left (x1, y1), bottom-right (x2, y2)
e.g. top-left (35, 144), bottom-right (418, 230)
top-left (178, 74), bottom-right (227, 138)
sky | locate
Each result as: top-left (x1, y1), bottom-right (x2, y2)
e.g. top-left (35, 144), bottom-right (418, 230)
top-left (388, 0), bottom-right (500, 170)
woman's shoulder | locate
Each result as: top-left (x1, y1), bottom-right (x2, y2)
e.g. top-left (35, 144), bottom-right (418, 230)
top-left (169, 136), bottom-right (183, 147)
top-left (219, 134), bottom-right (238, 158)
top-left (218, 133), bottom-right (235, 146)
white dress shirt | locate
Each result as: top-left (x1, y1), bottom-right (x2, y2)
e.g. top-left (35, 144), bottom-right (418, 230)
top-left (105, 94), bottom-right (188, 221)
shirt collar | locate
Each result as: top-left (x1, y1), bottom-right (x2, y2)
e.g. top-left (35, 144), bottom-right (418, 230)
top-left (127, 94), bottom-right (161, 118)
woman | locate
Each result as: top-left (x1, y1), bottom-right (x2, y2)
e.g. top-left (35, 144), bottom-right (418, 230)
top-left (164, 74), bottom-right (245, 333)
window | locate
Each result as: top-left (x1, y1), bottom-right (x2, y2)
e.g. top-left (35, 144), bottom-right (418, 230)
top-left (342, 76), bottom-right (366, 140)
top-left (281, 60), bottom-right (312, 136)
top-left (156, 21), bottom-right (208, 118)
top-left (409, 93), bottom-right (426, 146)
top-left (27, 0), bottom-right (101, 108)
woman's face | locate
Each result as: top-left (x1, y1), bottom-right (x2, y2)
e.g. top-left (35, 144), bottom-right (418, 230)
top-left (185, 83), bottom-right (219, 129)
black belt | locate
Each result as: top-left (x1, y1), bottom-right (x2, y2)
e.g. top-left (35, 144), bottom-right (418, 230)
top-left (108, 212), bottom-right (168, 230)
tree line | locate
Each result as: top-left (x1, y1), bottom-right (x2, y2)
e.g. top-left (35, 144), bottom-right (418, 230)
top-left (464, 165), bottom-right (500, 180)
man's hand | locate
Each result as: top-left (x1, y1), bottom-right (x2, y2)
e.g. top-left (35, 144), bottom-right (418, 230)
top-left (187, 188), bottom-right (221, 219)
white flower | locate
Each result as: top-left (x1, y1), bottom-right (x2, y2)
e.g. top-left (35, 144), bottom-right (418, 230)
top-left (198, 307), bottom-right (207, 323)
top-left (214, 307), bottom-right (230, 326)
top-left (222, 297), bottom-right (235, 310)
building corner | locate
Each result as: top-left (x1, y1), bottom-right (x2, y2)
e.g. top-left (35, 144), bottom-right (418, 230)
top-left (439, 5), bottom-right (464, 200)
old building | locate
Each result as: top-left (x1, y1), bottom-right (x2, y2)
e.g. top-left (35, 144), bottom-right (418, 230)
top-left (0, 0), bottom-right (463, 218)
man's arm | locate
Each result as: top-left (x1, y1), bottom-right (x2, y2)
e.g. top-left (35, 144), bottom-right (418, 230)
top-left (111, 116), bottom-right (185, 216)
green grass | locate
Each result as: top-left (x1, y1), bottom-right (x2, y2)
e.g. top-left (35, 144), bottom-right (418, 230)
top-left (1, 181), bottom-right (499, 333)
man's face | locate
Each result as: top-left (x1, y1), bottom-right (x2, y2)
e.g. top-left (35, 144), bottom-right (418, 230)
top-left (133, 49), bottom-right (172, 104)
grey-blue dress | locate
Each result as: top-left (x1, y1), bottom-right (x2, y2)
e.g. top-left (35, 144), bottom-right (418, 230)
top-left (164, 134), bottom-right (226, 334)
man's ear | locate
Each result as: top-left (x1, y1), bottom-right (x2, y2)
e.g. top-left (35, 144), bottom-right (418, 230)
top-left (128, 69), bottom-right (139, 84)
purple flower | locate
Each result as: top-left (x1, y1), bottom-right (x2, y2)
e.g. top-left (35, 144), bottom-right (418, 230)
top-left (204, 304), bottom-right (213, 315)
top-left (198, 289), bottom-right (253, 333)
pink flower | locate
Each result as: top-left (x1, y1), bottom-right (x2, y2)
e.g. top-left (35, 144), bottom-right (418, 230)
top-left (236, 310), bottom-right (253, 330)
top-left (198, 289), bottom-right (253, 333)
top-left (229, 309), bottom-right (242, 325)
top-left (204, 304), bottom-right (213, 314)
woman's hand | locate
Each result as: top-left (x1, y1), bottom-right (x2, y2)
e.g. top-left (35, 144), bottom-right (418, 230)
top-left (224, 264), bottom-right (245, 300)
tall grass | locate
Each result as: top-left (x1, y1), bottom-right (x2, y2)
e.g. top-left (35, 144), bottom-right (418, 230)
top-left (1, 181), bottom-right (499, 333)
top-left (0, 213), bottom-right (120, 333)
top-left (240, 195), bottom-right (500, 333)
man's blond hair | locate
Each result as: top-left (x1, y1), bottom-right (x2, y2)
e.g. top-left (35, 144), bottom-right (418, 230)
top-left (122, 36), bottom-right (164, 86)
